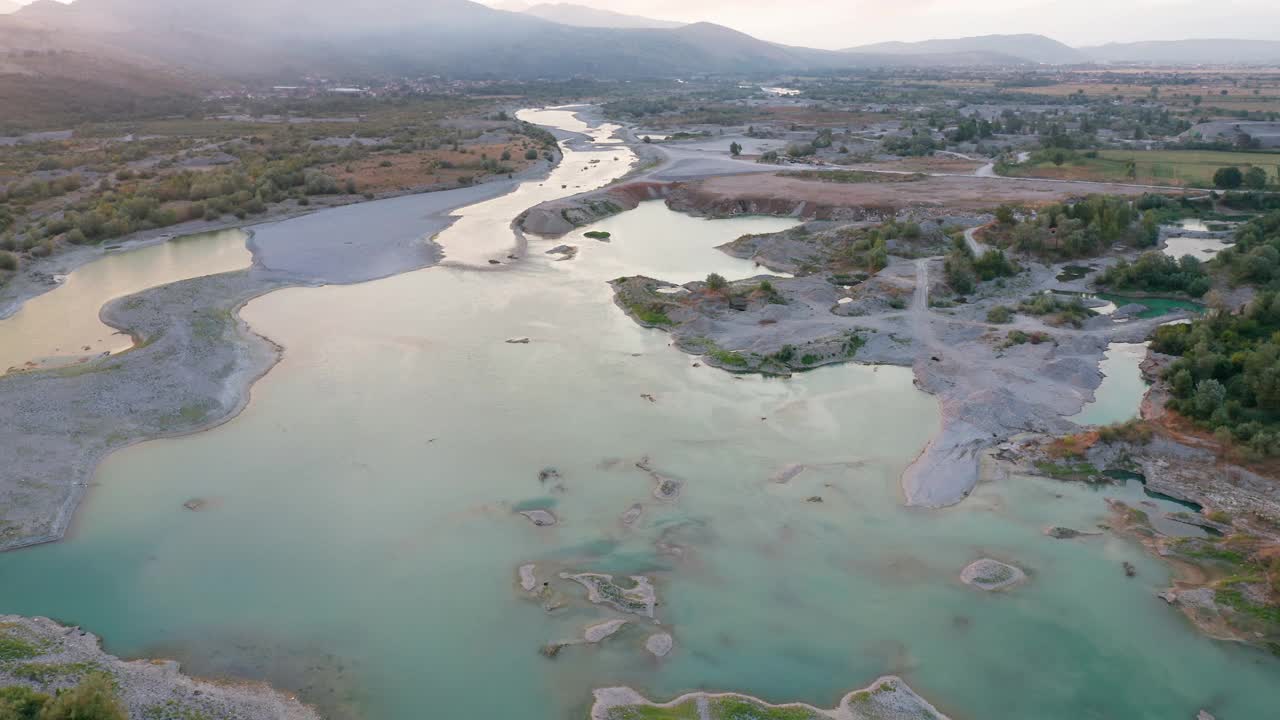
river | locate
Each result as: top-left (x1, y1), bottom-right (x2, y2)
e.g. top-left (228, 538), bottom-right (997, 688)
top-left (0, 108), bottom-right (1274, 720)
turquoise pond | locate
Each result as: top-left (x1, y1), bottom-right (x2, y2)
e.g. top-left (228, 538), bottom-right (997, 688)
top-left (0, 109), bottom-right (1274, 720)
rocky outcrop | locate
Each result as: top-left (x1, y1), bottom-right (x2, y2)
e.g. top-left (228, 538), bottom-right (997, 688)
top-left (0, 616), bottom-right (317, 720)
top-left (518, 181), bottom-right (673, 236)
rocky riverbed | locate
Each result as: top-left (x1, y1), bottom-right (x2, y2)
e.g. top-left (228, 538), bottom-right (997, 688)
top-left (607, 219), bottom-right (1186, 507)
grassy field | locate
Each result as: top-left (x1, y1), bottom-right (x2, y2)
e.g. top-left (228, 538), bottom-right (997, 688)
top-left (1004, 149), bottom-right (1280, 187)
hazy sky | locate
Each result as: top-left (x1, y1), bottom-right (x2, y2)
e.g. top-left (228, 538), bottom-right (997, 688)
top-left (10, 0), bottom-right (1279, 49)
top-left (481, 0), bottom-right (1280, 49)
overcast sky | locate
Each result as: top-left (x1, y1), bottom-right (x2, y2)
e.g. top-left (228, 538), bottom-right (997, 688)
top-left (10, 0), bottom-right (1279, 49)
top-left (480, 0), bottom-right (1280, 49)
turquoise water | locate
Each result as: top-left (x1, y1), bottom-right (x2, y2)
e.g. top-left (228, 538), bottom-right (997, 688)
top-left (1096, 293), bottom-right (1204, 319)
top-left (0, 111), bottom-right (1275, 720)
top-left (1057, 290), bottom-right (1203, 320)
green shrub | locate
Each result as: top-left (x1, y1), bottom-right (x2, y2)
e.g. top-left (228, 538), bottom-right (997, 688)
top-left (986, 305), bottom-right (1013, 323)
top-left (36, 673), bottom-right (126, 720)
top-left (0, 686), bottom-right (49, 720)
top-left (0, 250), bottom-right (17, 271)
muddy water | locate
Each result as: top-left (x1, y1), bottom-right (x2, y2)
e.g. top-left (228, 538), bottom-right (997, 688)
top-left (1070, 342), bottom-right (1151, 427)
top-left (0, 111), bottom-right (1275, 720)
top-left (0, 229), bottom-right (250, 373)
top-left (1163, 235), bottom-right (1234, 262)
top-left (434, 108), bottom-right (628, 268)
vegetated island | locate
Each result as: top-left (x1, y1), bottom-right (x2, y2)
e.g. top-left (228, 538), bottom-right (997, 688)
top-left (591, 676), bottom-right (951, 720)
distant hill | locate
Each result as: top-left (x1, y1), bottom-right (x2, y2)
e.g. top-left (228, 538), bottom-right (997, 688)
top-left (523, 3), bottom-right (683, 30)
top-left (2, 0), bottom-right (872, 79)
top-left (0, 11), bottom-right (209, 131)
top-left (1082, 39), bottom-right (1280, 65)
top-left (845, 34), bottom-right (1087, 65)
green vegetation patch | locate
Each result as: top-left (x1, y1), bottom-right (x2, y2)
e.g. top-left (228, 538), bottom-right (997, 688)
top-left (1216, 587), bottom-right (1280, 624)
top-left (1017, 293), bottom-right (1096, 328)
top-left (708, 348), bottom-right (749, 368)
top-left (606, 701), bottom-right (700, 720)
top-left (1033, 460), bottom-right (1097, 480)
top-left (1151, 283), bottom-right (1280, 458)
top-left (0, 629), bottom-right (43, 661)
top-left (986, 194), bottom-right (1159, 260)
top-left (1001, 148), bottom-right (1279, 188)
top-left (1097, 252), bottom-right (1210, 298)
top-left (709, 697), bottom-right (823, 720)
top-left (0, 672), bottom-right (125, 720)
top-left (626, 301), bottom-right (674, 327)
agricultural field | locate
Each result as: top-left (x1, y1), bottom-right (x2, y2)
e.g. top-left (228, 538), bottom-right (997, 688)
top-left (1002, 148), bottom-right (1280, 187)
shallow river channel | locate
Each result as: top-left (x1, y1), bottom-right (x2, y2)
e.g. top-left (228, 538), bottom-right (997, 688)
top-left (0, 109), bottom-right (1274, 720)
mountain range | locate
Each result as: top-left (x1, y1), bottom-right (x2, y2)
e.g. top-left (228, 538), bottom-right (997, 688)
top-left (521, 3), bottom-right (683, 29)
top-left (2, 0), bottom-right (1280, 88)
top-left (845, 34), bottom-right (1087, 65)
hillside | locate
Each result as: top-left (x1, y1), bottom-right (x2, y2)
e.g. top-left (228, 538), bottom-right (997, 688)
top-left (0, 11), bottom-right (211, 131)
top-left (523, 3), bottom-right (683, 29)
top-left (2, 0), bottom-right (865, 79)
top-left (1082, 39), bottom-right (1280, 65)
top-left (846, 34), bottom-right (1087, 65)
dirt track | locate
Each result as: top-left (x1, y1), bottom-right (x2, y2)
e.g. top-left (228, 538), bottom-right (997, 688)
top-left (679, 172), bottom-right (1184, 215)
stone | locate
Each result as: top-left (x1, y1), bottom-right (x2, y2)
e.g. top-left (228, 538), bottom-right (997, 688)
top-left (518, 564), bottom-right (538, 592)
top-left (583, 619), bottom-right (628, 643)
top-left (960, 558), bottom-right (1027, 591)
top-left (540, 642), bottom-right (566, 658)
top-left (519, 509), bottom-right (558, 527)
top-left (620, 503), bottom-right (643, 526)
top-left (645, 632), bottom-right (673, 657)
top-left (506, 337), bottom-right (531, 344)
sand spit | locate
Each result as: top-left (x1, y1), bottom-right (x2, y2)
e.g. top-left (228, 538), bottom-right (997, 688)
top-left (0, 615), bottom-right (319, 720)
top-left (590, 675), bottom-right (951, 720)
top-left (0, 174), bottom-right (550, 552)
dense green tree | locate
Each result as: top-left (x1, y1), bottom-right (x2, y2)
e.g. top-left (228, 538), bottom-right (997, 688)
top-left (1214, 166), bottom-right (1244, 189)
top-left (1244, 166), bottom-right (1269, 190)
